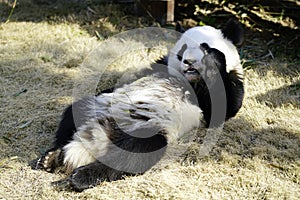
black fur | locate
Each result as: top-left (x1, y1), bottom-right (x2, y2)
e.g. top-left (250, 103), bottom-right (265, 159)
top-left (52, 117), bottom-right (167, 192)
top-left (52, 161), bottom-right (128, 192)
top-left (54, 93), bottom-right (113, 149)
top-left (192, 43), bottom-right (244, 127)
top-left (53, 104), bottom-right (76, 148)
top-left (102, 118), bottom-right (167, 154)
top-left (221, 18), bottom-right (244, 46)
top-left (35, 46), bottom-right (243, 189)
top-left (35, 98), bottom-right (93, 172)
top-left (177, 44), bottom-right (187, 61)
top-left (34, 19), bottom-right (244, 191)
top-left (226, 71), bottom-right (244, 119)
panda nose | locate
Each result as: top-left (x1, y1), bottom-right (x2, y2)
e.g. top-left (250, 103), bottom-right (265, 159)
top-left (183, 59), bottom-right (196, 66)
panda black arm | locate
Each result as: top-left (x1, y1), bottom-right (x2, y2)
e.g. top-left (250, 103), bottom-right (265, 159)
top-left (34, 104), bottom-right (76, 171)
top-left (225, 71), bottom-right (244, 120)
top-left (196, 44), bottom-right (244, 127)
top-left (204, 47), bottom-right (244, 120)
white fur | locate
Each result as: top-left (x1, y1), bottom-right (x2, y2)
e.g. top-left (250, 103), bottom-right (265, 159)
top-left (63, 119), bottom-right (110, 169)
top-left (63, 25), bottom-right (244, 170)
top-left (107, 76), bottom-right (202, 141)
top-left (63, 75), bottom-right (202, 169)
top-left (168, 25), bottom-right (243, 78)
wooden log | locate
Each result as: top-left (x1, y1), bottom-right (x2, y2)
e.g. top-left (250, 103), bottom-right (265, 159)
top-left (138, 0), bottom-right (175, 24)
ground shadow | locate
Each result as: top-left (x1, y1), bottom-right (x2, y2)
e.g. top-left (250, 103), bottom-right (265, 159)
top-left (0, 0), bottom-right (151, 39)
top-left (256, 82), bottom-right (300, 109)
top-left (176, 0), bottom-right (300, 61)
top-left (1, 0), bottom-right (299, 68)
top-left (223, 117), bottom-right (300, 161)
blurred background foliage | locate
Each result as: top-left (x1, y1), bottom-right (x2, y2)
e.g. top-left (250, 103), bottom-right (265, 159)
top-left (0, 0), bottom-right (299, 62)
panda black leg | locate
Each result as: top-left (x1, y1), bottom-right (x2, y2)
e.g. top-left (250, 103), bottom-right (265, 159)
top-left (53, 104), bottom-right (77, 149)
top-left (52, 118), bottom-right (168, 191)
top-left (54, 96), bottom-right (107, 149)
top-left (54, 89), bottom-right (114, 149)
top-left (35, 97), bottom-right (97, 172)
top-left (33, 104), bottom-right (75, 171)
top-left (34, 103), bottom-right (75, 172)
top-left (52, 161), bottom-right (127, 192)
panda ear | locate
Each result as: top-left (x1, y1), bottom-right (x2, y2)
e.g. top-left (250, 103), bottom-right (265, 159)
top-left (221, 18), bottom-right (244, 46)
top-left (200, 43), bottom-right (210, 54)
top-left (175, 22), bottom-right (185, 33)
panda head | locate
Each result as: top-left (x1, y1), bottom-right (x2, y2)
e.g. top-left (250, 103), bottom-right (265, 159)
top-left (168, 18), bottom-right (244, 84)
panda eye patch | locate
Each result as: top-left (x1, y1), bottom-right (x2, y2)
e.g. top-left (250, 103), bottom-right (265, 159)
top-left (177, 44), bottom-right (187, 61)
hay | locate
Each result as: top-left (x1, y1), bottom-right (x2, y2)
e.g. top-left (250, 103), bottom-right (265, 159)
top-left (0, 1), bottom-right (300, 199)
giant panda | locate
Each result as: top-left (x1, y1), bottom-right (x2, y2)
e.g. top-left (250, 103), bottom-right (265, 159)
top-left (35, 18), bottom-right (244, 191)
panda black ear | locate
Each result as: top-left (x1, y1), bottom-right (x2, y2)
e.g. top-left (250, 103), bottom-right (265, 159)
top-left (175, 22), bottom-right (185, 33)
top-left (221, 18), bottom-right (244, 46)
top-left (200, 43), bottom-right (210, 54)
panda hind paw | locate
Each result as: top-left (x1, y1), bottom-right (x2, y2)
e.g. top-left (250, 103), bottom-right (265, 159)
top-left (35, 148), bottom-right (64, 172)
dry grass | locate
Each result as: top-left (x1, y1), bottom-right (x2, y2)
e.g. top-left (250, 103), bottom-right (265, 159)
top-left (1, 1), bottom-right (300, 200)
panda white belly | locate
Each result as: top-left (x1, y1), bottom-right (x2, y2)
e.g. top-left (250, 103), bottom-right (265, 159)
top-left (63, 75), bottom-right (202, 170)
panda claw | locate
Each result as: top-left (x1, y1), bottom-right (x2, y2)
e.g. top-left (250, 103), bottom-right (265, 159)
top-left (35, 148), bottom-right (63, 172)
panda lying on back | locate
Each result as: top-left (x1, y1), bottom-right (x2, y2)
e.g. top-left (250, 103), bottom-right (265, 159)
top-left (35, 19), bottom-right (244, 191)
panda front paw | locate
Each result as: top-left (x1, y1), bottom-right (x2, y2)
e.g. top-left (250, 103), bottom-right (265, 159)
top-left (35, 148), bottom-right (64, 172)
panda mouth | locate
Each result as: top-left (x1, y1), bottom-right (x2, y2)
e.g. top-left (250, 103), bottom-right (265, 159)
top-left (183, 67), bottom-right (200, 75)
top-left (183, 67), bottom-right (200, 82)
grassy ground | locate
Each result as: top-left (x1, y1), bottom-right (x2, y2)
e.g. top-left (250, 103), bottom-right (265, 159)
top-left (0, 1), bottom-right (300, 199)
